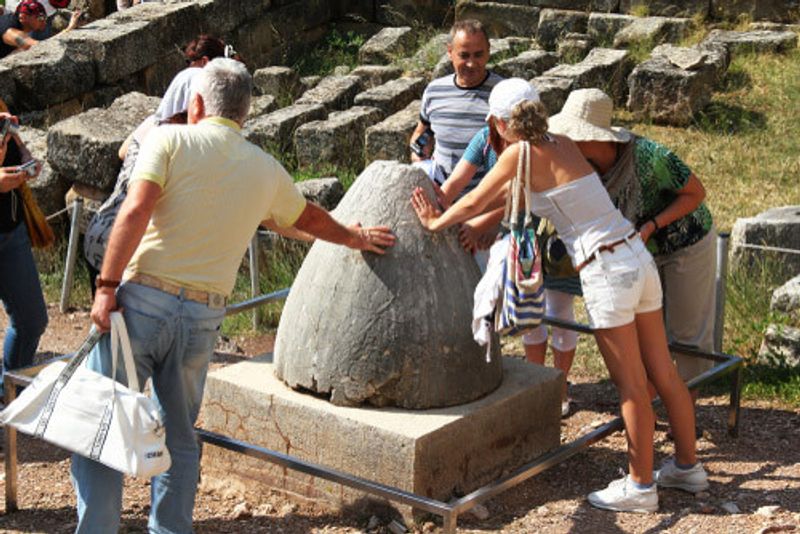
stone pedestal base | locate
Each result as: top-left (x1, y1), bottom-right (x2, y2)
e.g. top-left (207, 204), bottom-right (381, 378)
top-left (199, 354), bottom-right (562, 515)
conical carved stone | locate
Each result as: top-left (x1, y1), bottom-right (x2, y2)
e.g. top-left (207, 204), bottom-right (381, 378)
top-left (274, 161), bottom-right (502, 409)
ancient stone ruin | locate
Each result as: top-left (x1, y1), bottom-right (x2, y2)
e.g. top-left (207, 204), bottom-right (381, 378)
top-left (273, 161), bottom-right (503, 409)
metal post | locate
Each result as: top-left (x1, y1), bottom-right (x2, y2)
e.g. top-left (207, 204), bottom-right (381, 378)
top-left (4, 375), bottom-right (19, 512)
top-left (59, 198), bottom-right (83, 313)
top-left (728, 365), bottom-right (743, 437)
top-left (714, 232), bottom-right (730, 353)
top-left (248, 234), bottom-right (260, 329)
top-left (441, 511), bottom-right (458, 534)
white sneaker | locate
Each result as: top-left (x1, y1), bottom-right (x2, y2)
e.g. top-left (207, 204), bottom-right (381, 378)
top-left (654, 458), bottom-right (709, 493)
top-left (587, 475), bottom-right (658, 513)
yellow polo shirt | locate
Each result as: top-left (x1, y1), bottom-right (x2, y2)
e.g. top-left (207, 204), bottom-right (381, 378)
top-left (124, 117), bottom-right (307, 295)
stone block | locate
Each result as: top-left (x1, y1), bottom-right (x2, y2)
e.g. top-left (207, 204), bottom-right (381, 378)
top-left (274, 162), bottom-right (503, 408)
top-left (253, 66), bottom-right (302, 102)
top-left (376, 0), bottom-right (453, 26)
top-left (758, 325), bottom-right (800, 368)
top-left (652, 42), bottom-right (730, 86)
top-left (248, 95), bottom-right (278, 120)
top-left (748, 21), bottom-right (800, 32)
top-left (353, 77), bottom-right (426, 117)
top-left (109, 2), bottom-right (203, 52)
top-left (627, 57), bottom-right (713, 126)
top-left (402, 33), bottom-right (449, 77)
top-left (537, 9), bottom-right (590, 51)
top-left (704, 30), bottom-right (798, 57)
top-left (364, 100), bottom-right (420, 165)
top-left (613, 16), bottom-right (692, 48)
top-left (620, 0), bottom-right (711, 17)
top-left (557, 33), bottom-right (595, 63)
top-left (731, 206), bottom-right (800, 276)
top-left (71, 0), bottom-right (107, 21)
top-left (588, 12), bottom-right (636, 46)
top-left (18, 98), bottom-right (84, 130)
top-left (2, 39), bottom-right (95, 110)
top-left (301, 75), bottom-right (323, 92)
top-left (359, 26), bottom-right (417, 65)
top-left (296, 177), bottom-right (345, 211)
top-left (244, 103), bottom-right (327, 155)
top-left (200, 354), bottom-right (562, 511)
top-left (494, 50), bottom-right (559, 79)
top-left (46, 92), bottom-right (159, 192)
top-left (530, 0), bottom-right (619, 10)
top-left (712, 0), bottom-right (800, 23)
top-left (296, 75), bottom-right (364, 112)
top-left (0, 66), bottom-right (16, 110)
top-left (771, 274), bottom-right (800, 317)
top-left (141, 48), bottom-right (186, 98)
top-left (543, 47), bottom-right (632, 105)
top-left (455, 1), bottom-right (540, 39)
top-left (350, 65), bottom-right (405, 89)
top-left (294, 106), bottom-right (385, 170)
top-left (19, 126), bottom-right (69, 218)
top-left (194, 0), bottom-right (273, 36)
top-left (531, 76), bottom-right (573, 114)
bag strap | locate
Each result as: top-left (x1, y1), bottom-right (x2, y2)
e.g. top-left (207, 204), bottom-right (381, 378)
top-left (503, 140), bottom-right (533, 231)
top-left (110, 312), bottom-right (140, 393)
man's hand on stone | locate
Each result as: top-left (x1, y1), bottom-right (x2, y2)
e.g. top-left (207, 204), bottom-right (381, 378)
top-left (349, 223), bottom-right (395, 255)
top-left (91, 288), bottom-right (118, 332)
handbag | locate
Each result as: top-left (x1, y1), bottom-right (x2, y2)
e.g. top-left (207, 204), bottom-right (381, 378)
top-left (19, 181), bottom-right (55, 249)
top-left (0, 313), bottom-right (171, 479)
top-left (494, 140), bottom-right (545, 336)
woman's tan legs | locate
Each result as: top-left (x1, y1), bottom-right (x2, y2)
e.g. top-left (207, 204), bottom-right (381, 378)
top-left (524, 341), bottom-right (546, 365)
top-left (635, 309), bottom-right (697, 466)
top-left (593, 322), bottom-right (655, 485)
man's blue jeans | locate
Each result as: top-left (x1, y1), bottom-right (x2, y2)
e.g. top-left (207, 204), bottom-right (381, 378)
top-left (70, 282), bottom-right (224, 534)
top-left (0, 223), bottom-right (48, 397)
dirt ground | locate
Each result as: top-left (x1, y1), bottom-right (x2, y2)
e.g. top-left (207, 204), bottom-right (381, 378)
top-left (0, 304), bottom-right (798, 534)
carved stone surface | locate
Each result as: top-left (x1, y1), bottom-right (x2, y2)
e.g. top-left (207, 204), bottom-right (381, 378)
top-left (705, 29), bottom-right (798, 57)
top-left (364, 99), bottom-right (420, 165)
top-left (543, 47), bottom-right (632, 105)
top-left (731, 206), bottom-right (800, 276)
top-left (359, 26), bottom-right (417, 65)
top-left (350, 65), bottom-right (405, 89)
top-left (46, 92), bottom-right (160, 192)
top-left (244, 103), bottom-right (327, 154)
top-left (530, 75), bottom-right (573, 114)
top-left (253, 66), bottom-right (302, 101)
top-left (627, 57), bottom-right (712, 126)
top-left (613, 16), bottom-right (691, 48)
top-left (455, 1), bottom-right (541, 38)
top-left (274, 161), bottom-right (503, 408)
top-left (537, 9), bottom-right (590, 51)
top-left (295, 75), bottom-right (364, 112)
top-left (353, 77), bottom-right (426, 116)
top-left (294, 106), bottom-right (385, 169)
top-left (587, 12), bottom-right (636, 46)
top-left (494, 50), bottom-right (559, 79)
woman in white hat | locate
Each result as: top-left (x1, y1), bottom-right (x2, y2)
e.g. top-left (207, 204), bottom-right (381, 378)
top-left (412, 78), bottom-right (708, 513)
top-left (549, 89), bottom-right (716, 410)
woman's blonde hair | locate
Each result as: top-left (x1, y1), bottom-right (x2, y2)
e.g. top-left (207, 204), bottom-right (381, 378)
top-left (507, 100), bottom-right (549, 145)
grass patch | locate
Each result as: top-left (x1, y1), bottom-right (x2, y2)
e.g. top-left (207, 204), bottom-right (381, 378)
top-left (292, 28), bottom-right (366, 77)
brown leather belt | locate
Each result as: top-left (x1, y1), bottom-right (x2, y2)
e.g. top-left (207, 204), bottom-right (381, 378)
top-left (575, 231), bottom-right (638, 273)
top-left (127, 273), bottom-right (227, 309)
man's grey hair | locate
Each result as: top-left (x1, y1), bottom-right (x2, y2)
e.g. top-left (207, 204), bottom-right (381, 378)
top-left (191, 58), bottom-right (252, 123)
top-left (448, 19), bottom-right (489, 46)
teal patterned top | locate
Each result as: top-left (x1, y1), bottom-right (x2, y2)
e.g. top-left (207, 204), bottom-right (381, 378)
top-left (633, 138), bottom-right (713, 257)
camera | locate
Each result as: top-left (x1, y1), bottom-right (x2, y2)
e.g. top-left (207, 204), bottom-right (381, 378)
top-left (0, 119), bottom-right (19, 139)
top-left (410, 128), bottom-right (433, 157)
top-left (18, 159), bottom-right (38, 176)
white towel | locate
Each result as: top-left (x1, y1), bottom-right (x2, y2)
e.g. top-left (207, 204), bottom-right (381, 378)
top-left (472, 235), bottom-right (508, 359)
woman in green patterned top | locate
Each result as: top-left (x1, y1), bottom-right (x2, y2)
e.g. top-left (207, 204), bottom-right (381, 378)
top-left (549, 89), bottom-right (717, 403)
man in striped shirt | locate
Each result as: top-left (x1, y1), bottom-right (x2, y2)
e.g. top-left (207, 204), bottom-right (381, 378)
top-left (410, 19), bottom-right (503, 194)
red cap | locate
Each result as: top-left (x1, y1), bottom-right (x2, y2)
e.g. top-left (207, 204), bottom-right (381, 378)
top-left (15, 0), bottom-right (47, 17)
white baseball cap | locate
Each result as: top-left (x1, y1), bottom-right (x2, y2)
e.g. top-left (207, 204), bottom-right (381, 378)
top-left (486, 78), bottom-right (540, 121)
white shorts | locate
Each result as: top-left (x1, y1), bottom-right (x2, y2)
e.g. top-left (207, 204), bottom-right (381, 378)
top-left (579, 237), bottom-right (662, 329)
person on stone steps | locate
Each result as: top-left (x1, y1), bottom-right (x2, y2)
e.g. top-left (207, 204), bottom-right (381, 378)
top-left (411, 78), bottom-right (709, 514)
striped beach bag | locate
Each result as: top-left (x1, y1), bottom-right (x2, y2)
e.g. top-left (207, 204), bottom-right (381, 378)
top-left (494, 140), bottom-right (545, 335)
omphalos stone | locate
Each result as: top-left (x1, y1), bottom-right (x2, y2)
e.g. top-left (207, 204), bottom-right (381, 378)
top-left (274, 161), bottom-right (503, 409)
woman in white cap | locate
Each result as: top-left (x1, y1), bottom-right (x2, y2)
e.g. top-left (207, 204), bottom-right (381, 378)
top-left (549, 89), bottom-right (716, 414)
top-left (412, 78), bottom-right (708, 513)
top-left (83, 67), bottom-right (204, 294)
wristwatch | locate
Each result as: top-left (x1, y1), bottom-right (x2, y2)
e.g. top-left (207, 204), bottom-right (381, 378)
top-left (95, 276), bottom-right (121, 289)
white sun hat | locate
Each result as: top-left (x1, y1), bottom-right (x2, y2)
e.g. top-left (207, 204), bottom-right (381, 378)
top-left (486, 78), bottom-right (540, 121)
top-left (548, 88), bottom-right (632, 143)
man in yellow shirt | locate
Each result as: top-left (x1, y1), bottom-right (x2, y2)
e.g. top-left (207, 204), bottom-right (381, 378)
top-left (73, 58), bottom-right (394, 533)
